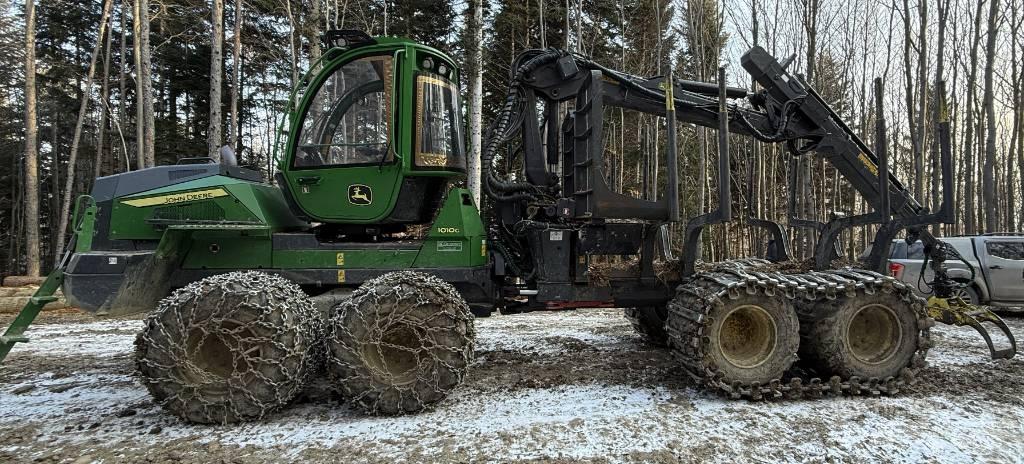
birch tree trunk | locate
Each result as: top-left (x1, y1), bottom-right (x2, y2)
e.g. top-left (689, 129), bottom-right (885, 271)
top-left (467, 0), bottom-right (483, 206)
top-left (23, 0), bottom-right (40, 276)
top-left (209, 0), bottom-right (224, 161)
top-left (286, 0), bottom-right (298, 89)
top-left (140, 0), bottom-right (155, 167)
top-left (229, 0), bottom-right (242, 152)
top-left (54, 0), bottom-right (114, 266)
top-left (133, 0), bottom-right (145, 168)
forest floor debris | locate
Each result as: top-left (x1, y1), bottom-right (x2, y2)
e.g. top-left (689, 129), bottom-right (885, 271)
top-left (1, 307), bottom-right (1022, 463)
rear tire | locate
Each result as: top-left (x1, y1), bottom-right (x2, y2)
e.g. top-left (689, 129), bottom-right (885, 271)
top-left (799, 291), bottom-right (921, 379)
top-left (135, 271), bottom-right (322, 424)
top-left (326, 271), bottom-right (475, 415)
top-left (624, 306), bottom-right (668, 346)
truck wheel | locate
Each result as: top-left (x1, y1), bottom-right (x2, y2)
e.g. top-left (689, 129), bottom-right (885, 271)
top-left (624, 306), bottom-right (668, 346)
top-left (135, 271), bottom-right (322, 424)
top-left (799, 291), bottom-right (922, 379)
top-left (950, 282), bottom-right (980, 305)
top-left (326, 271), bottom-right (475, 415)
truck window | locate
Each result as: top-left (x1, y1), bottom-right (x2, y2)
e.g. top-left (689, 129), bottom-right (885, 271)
top-left (986, 241), bottom-right (1024, 261)
top-left (906, 241), bottom-right (925, 259)
top-left (889, 241), bottom-right (907, 259)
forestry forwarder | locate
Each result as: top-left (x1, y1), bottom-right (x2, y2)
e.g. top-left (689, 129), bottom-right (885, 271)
top-left (0, 30), bottom-right (1015, 423)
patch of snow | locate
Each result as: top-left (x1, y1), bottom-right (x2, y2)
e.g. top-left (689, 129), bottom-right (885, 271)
top-left (474, 310), bottom-right (628, 354)
top-left (2, 308), bottom-right (1023, 463)
top-left (3, 369), bottom-right (1023, 463)
top-left (14, 320), bottom-right (142, 358)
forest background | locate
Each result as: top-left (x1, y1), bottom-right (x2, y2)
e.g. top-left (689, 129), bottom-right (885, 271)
top-left (1, 0), bottom-right (1022, 276)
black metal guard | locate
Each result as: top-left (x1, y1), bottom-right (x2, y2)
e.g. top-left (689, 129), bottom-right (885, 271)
top-left (745, 149), bottom-right (790, 262)
top-left (682, 68), bottom-right (733, 276)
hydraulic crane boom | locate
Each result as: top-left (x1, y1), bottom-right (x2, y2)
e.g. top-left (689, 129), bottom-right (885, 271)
top-left (483, 45), bottom-right (1012, 362)
top-left (485, 46), bottom-right (951, 273)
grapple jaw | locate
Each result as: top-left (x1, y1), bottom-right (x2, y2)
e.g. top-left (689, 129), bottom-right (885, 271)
top-left (927, 295), bottom-right (1017, 360)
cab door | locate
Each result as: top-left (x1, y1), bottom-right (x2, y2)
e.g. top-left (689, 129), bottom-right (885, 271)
top-left (283, 54), bottom-right (402, 223)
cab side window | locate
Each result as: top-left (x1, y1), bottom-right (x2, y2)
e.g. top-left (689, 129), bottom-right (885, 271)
top-left (414, 74), bottom-right (465, 170)
top-left (986, 241), bottom-right (1024, 261)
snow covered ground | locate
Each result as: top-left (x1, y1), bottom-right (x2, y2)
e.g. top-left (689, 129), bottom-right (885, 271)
top-left (1, 308), bottom-right (1022, 463)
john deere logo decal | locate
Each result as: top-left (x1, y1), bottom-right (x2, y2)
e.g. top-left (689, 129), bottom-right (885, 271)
top-left (348, 184), bottom-right (372, 205)
top-left (121, 188), bottom-right (229, 207)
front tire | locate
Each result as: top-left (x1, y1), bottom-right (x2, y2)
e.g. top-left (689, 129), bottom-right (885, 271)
top-left (326, 271), bottom-right (475, 415)
top-left (135, 271), bottom-right (322, 424)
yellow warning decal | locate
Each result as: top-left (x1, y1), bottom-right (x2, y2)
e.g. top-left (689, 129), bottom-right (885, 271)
top-left (857, 153), bottom-right (879, 177)
top-left (122, 188), bottom-right (229, 207)
top-left (337, 270), bottom-right (346, 283)
top-left (336, 252), bottom-right (345, 266)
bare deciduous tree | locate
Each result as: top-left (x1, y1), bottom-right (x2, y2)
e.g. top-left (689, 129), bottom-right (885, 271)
top-left (54, 0), bottom-right (114, 266)
top-left (467, 0), bottom-right (483, 205)
top-left (982, 0), bottom-right (1001, 232)
top-left (23, 0), bottom-right (39, 276)
top-left (209, 0), bottom-right (224, 161)
top-left (228, 0), bottom-right (242, 153)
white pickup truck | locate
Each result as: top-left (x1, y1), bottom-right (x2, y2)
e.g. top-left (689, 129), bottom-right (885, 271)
top-left (884, 234), bottom-right (1024, 308)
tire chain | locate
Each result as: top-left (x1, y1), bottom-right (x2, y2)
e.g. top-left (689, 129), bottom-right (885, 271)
top-left (624, 306), bottom-right (669, 347)
top-left (666, 259), bottom-right (933, 400)
top-left (135, 271), bottom-right (323, 423)
top-left (326, 271), bottom-right (476, 415)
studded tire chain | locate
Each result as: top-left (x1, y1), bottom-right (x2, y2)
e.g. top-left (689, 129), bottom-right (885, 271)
top-left (624, 306), bottom-right (670, 347)
top-left (135, 271), bottom-right (324, 424)
top-left (666, 259), bottom-right (934, 400)
top-left (325, 271), bottom-right (476, 415)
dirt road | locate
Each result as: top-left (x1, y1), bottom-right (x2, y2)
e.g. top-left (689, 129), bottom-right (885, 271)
top-left (1, 308), bottom-right (1022, 463)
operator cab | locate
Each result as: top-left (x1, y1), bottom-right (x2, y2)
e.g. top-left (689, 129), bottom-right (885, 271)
top-left (279, 31), bottom-right (466, 227)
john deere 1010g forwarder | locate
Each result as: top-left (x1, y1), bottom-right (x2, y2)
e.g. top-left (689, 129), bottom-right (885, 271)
top-left (1, 30), bottom-right (1015, 423)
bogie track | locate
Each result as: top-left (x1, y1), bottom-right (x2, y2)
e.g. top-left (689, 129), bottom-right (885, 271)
top-left (666, 259), bottom-right (932, 400)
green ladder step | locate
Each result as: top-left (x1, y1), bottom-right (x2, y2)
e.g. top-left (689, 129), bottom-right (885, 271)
top-left (30, 296), bottom-right (59, 305)
top-left (0, 335), bottom-right (29, 344)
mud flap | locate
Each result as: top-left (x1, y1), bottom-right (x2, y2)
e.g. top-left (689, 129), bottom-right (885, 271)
top-left (927, 296), bottom-right (1017, 360)
top-left (98, 229), bottom-right (189, 316)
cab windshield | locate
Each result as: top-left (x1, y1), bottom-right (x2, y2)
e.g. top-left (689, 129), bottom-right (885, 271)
top-left (415, 74), bottom-right (465, 170)
top-left (294, 55), bottom-right (393, 168)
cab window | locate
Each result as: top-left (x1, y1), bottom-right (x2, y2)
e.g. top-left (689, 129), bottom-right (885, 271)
top-left (294, 56), bottom-right (393, 168)
top-left (414, 74), bottom-right (465, 170)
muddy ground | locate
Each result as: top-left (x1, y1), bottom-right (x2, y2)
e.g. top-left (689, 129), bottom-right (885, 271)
top-left (1, 307), bottom-right (1022, 463)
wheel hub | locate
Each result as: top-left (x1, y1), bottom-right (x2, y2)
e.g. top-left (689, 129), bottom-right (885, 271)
top-left (717, 305), bottom-right (778, 369)
top-left (846, 304), bottom-right (903, 365)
